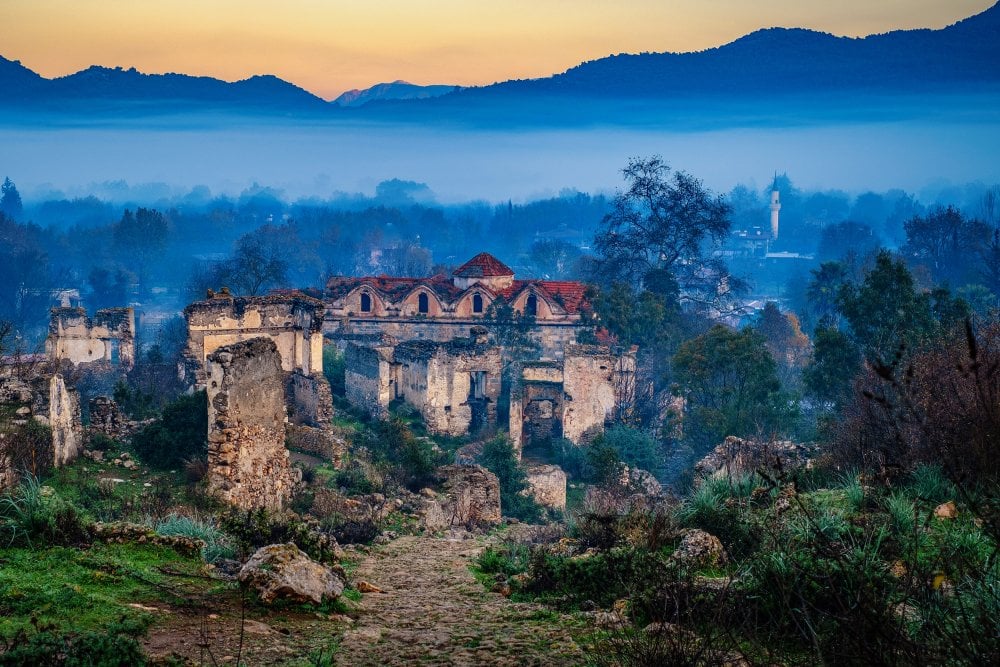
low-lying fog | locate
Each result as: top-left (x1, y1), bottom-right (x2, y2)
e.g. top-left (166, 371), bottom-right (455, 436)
top-left (3, 114), bottom-right (998, 202)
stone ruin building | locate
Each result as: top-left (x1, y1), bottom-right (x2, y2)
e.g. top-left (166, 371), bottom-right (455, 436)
top-left (325, 252), bottom-right (591, 359)
top-left (182, 292), bottom-right (333, 429)
top-left (205, 338), bottom-right (299, 510)
top-left (346, 327), bottom-right (502, 436)
top-left (45, 306), bottom-right (136, 371)
top-left (182, 292), bottom-right (345, 507)
top-left (509, 344), bottom-right (637, 450)
top-left (344, 329), bottom-right (635, 451)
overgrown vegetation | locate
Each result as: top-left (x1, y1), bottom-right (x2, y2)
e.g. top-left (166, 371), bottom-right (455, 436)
top-left (131, 390), bottom-right (208, 469)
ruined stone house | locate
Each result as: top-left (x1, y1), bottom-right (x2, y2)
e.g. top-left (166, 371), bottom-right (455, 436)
top-left (346, 327), bottom-right (502, 437)
top-left (325, 252), bottom-right (591, 359)
top-left (182, 292), bottom-right (333, 428)
top-left (509, 344), bottom-right (637, 451)
top-left (45, 306), bottom-right (135, 371)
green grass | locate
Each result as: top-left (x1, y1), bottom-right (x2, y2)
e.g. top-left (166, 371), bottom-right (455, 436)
top-left (0, 541), bottom-right (214, 637)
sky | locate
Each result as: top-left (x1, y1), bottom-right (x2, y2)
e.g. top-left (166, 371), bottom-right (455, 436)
top-left (1, 1), bottom-right (993, 100)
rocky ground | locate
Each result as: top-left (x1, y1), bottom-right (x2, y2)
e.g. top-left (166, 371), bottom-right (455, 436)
top-left (336, 535), bottom-right (587, 666)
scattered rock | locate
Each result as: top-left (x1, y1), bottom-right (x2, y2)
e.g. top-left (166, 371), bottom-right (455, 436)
top-left (672, 529), bottom-right (728, 570)
top-left (238, 543), bottom-right (346, 605)
top-left (356, 580), bottom-right (383, 594)
top-left (696, 435), bottom-right (813, 480)
top-left (523, 464), bottom-right (567, 510)
top-left (934, 501), bottom-right (958, 519)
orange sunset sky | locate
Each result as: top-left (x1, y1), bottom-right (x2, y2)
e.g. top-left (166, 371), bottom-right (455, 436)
top-left (0, 1), bottom-right (992, 100)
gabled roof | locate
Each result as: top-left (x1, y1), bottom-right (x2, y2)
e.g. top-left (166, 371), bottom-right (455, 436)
top-left (497, 280), bottom-right (590, 315)
top-left (452, 252), bottom-right (514, 278)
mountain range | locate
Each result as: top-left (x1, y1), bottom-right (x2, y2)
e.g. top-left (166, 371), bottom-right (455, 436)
top-left (2, 2), bottom-right (998, 123)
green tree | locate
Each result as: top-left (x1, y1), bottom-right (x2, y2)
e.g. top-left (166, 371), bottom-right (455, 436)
top-left (132, 391), bottom-right (208, 469)
top-left (113, 207), bottom-right (169, 297)
top-left (837, 250), bottom-right (936, 362)
top-left (594, 156), bottom-right (735, 310)
top-left (477, 435), bottom-right (543, 523)
top-left (806, 261), bottom-right (851, 328)
top-left (0, 177), bottom-right (23, 220)
top-left (672, 325), bottom-right (791, 452)
top-left (803, 326), bottom-right (860, 410)
top-left (903, 206), bottom-right (989, 285)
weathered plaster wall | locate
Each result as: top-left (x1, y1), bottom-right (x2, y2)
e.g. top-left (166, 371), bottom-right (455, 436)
top-left (344, 343), bottom-right (395, 420)
top-left (206, 338), bottom-right (298, 510)
top-left (46, 307), bottom-right (135, 370)
top-left (184, 293), bottom-right (325, 387)
top-left (287, 372), bottom-right (334, 428)
top-left (562, 345), bottom-right (618, 444)
top-left (325, 318), bottom-right (580, 360)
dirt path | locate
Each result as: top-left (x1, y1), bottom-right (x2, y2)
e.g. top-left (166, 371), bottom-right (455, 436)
top-left (336, 536), bottom-right (587, 666)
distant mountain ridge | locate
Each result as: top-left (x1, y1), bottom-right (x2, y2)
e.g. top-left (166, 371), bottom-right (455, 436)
top-left (1, 1), bottom-right (999, 120)
top-left (333, 81), bottom-right (457, 107)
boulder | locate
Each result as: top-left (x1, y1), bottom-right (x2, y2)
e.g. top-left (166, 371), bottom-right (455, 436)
top-left (672, 529), bottom-right (728, 570)
top-left (420, 465), bottom-right (501, 531)
top-left (238, 543), bottom-right (346, 605)
top-left (695, 435), bottom-right (813, 480)
top-left (523, 464), bottom-right (567, 510)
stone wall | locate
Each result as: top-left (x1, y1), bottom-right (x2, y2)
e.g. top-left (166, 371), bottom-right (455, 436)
top-left (524, 464), bottom-right (567, 510)
top-left (344, 329), bottom-right (502, 437)
top-left (421, 464), bottom-right (502, 530)
top-left (45, 307), bottom-right (135, 371)
top-left (184, 292), bottom-right (325, 387)
top-left (344, 343), bottom-right (395, 420)
top-left (562, 345), bottom-right (620, 444)
top-left (326, 318), bottom-right (582, 361)
top-left (510, 345), bottom-right (637, 449)
top-left (0, 373), bottom-right (82, 488)
top-left (206, 338), bottom-right (298, 510)
top-left (286, 423), bottom-right (348, 463)
top-left (287, 372), bottom-right (334, 428)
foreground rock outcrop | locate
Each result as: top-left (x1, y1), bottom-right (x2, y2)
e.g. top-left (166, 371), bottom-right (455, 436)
top-left (238, 543), bottom-right (346, 605)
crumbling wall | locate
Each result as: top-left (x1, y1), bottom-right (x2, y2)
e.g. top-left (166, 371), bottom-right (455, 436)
top-left (393, 330), bottom-right (501, 437)
top-left (344, 343), bottom-right (395, 420)
top-left (524, 464), bottom-right (567, 510)
top-left (46, 307), bottom-right (135, 371)
top-left (184, 293), bottom-right (325, 387)
top-left (0, 373), bottom-right (82, 488)
top-left (421, 464), bottom-right (502, 530)
top-left (562, 345), bottom-right (618, 444)
top-left (206, 338), bottom-right (298, 510)
top-left (287, 372), bottom-right (334, 428)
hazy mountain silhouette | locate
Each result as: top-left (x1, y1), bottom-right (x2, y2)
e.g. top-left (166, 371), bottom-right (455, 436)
top-left (1, 1), bottom-right (998, 122)
top-left (333, 81), bottom-right (457, 107)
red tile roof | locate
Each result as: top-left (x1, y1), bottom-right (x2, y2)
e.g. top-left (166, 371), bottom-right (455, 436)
top-left (497, 280), bottom-right (590, 314)
top-left (452, 252), bottom-right (514, 278)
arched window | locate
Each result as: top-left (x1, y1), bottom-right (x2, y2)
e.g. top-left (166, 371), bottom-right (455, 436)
top-left (525, 294), bottom-right (538, 317)
top-left (360, 292), bottom-right (372, 313)
top-left (418, 292), bottom-right (429, 314)
top-left (472, 293), bottom-right (483, 314)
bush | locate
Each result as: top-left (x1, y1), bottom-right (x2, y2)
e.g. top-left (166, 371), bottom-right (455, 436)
top-left (332, 463), bottom-right (377, 496)
top-left (0, 618), bottom-right (149, 667)
top-left (0, 477), bottom-right (89, 548)
top-left (323, 346), bottom-right (346, 397)
top-left (477, 543), bottom-right (530, 577)
top-left (0, 419), bottom-right (53, 479)
top-left (155, 514), bottom-right (235, 563)
top-left (478, 435), bottom-right (544, 523)
top-left (359, 418), bottom-right (440, 491)
top-left (219, 508), bottom-right (340, 563)
top-left (592, 425), bottom-right (664, 478)
top-left (320, 515), bottom-right (380, 545)
top-left (132, 391), bottom-right (207, 469)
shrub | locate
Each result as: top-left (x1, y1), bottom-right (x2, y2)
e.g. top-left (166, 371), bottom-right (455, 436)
top-left (320, 515), bottom-right (380, 545)
top-left (155, 514), bottom-right (235, 563)
top-left (332, 463), bottom-right (377, 496)
top-left (477, 435), bottom-right (544, 523)
top-left (0, 477), bottom-right (89, 548)
top-left (323, 346), bottom-right (346, 397)
top-left (909, 464), bottom-right (955, 505)
top-left (592, 425), bottom-right (664, 478)
top-left (0, 419), bottom-right (53, 479)
top-left (0, 618), bottom-right (149, 667)
top-left (87, 432), bottom-right (118, 453)
top-left (219, 508), bottom-right (340, 563)
top-left (359, 418), bottom-right (440, 491)
top-left (477, 543), bottom-right (530, 577)
top-left (132, 391), bottom-right (207, 469)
